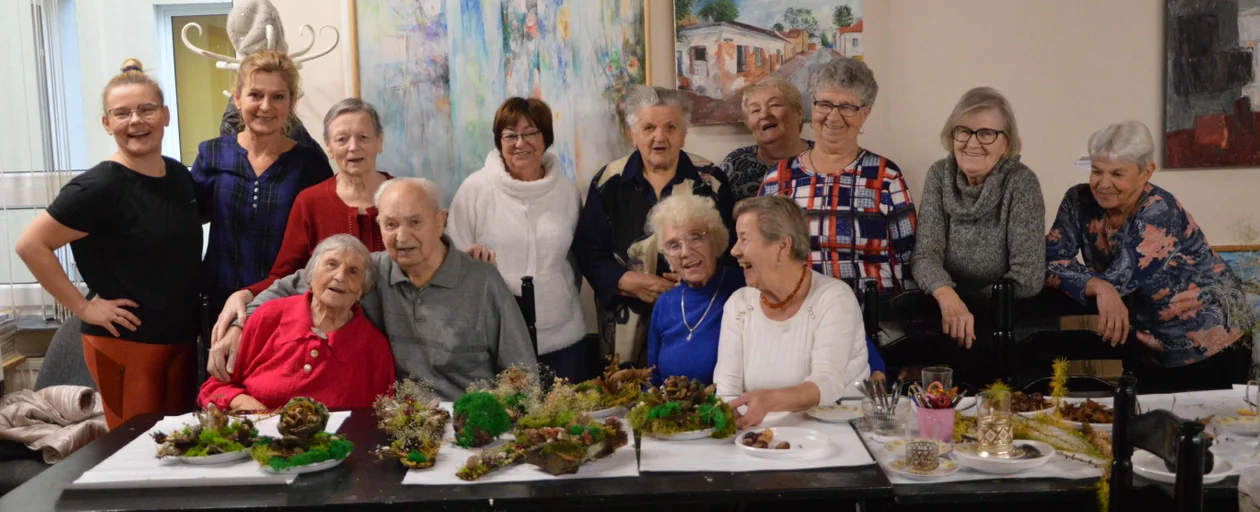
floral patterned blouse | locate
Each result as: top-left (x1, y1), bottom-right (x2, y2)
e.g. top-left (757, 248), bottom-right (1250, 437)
top-left (1045, 183), bottom-right (1248, 367)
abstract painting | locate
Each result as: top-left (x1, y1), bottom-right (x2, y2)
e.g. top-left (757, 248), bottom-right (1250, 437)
top-left (1165, 0), bottom-right (1260, 168)
top-left (673, 0), bottom-right (863, 125)
top-left (355, 0), bottom-right (647, 205)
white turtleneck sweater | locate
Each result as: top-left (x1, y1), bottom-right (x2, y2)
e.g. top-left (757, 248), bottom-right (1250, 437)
top-left (447, 150), bottom-right (586, 355)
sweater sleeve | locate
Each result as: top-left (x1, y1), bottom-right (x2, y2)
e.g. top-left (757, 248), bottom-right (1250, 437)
top-left (1046, 187), bottom-right (1100, 304)
top-left (197, 300), bottom-right (281, 409)
top-left (245, 192), bottom-right (316, 296)
top-left (866, 336), bottom-right (886, 374)
top-left (190, 150), bottom-right (215, 223)
top-left (647, 299), bottom-right (665, 386)
top-left (1004, 169), bottom-right (1047, 298)
top-left (713, 292), bottom-right (748, 398)
top-left (574, 169), bottom-right (628, 307)
top-left (910, 162), bottom-right (954, 295)
top-left (804, 284), bottom-right (869, 406)
top-left (446, 177), bottom-right (478, 252)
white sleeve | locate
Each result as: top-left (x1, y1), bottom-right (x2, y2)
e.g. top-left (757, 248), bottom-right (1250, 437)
top-left (714, 291), bottom-right (748, 398)
top-left (446, 179), bottom-right (478, 251)
top-left (803, 284), bottom-right (869, 405)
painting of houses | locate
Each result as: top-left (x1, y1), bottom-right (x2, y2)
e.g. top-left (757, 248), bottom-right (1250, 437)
top-left (674, 0), bottom-right (864, 125)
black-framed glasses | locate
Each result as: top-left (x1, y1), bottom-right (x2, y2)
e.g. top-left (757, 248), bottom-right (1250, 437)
top-left (952, 126), bottom-right (1006, 145)
top-left (107, 103), bottom-right (162, 122)
top-left (812, 101), bottom-right (863, 118)
top-left (501, 130), bottom-right (542, 145)
top-left (660, 231), bottom-right (708, 257)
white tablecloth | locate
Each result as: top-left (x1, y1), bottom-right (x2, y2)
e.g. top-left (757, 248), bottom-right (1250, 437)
top-left (70, 411), bottom-right (351, 489)
top-left (402, 403), bottom-right (639, 485)
top-left (638, 411), bottom-right (876, 473)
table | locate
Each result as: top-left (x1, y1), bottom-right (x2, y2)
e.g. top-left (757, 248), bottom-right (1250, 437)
top-left (0, 408), bottom-right (895, 511)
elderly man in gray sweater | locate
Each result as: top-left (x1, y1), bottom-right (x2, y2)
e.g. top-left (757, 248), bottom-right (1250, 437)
top-left (211, 177), bottom-right (537, 400)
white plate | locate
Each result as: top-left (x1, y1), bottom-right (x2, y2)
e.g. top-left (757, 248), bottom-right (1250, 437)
top-left (650, 428), bottom-right (715, 441)
top-left (1016, 408), bottom-right (1053, 418)
top-left (887, 457), bottom-right (960, 480)
top-left (259, 456), bottom-right (345, 475)
top-left (178, 450), bottom-right (249, 465)
top-left (1058, 419), bottom-right (1113, 432)
top-left (1131, 450), bottom-right (1232, 484)
top-left (589, 406), bottom-right (627, 419)
top-left (950, 440), bottom-right (1056, 475)
top-left (885, 439), bottom-right (952, 456)
top-left (807, 404), bottom-right (864, 423)
top-left (1213, 415), bottom-right (1260, 436)
top-left (734, 427), bottom-right (830, 459)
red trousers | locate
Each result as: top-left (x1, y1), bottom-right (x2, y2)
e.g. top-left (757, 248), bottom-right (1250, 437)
top-left (82, 335), bottom-right (195, 429)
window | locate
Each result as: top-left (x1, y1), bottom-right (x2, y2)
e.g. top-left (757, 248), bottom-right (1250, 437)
top-left (776, 49), bottom-right (782, 65)
top-left (736, 45), bottom-right (746, 72)
top-left (156, 4), bottom-right (232, 165)
top-left (692, 46), bottom-right (707, 61)
top-left (676, 50), bottom-right (683, 75)
top-left (853, 38), bottom-right (861, 48)
top-left (755, 48), bottom-right (763, 68)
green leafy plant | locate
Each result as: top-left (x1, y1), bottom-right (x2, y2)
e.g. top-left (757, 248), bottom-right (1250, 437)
top-left (453, 392), bottom-right (512, 448)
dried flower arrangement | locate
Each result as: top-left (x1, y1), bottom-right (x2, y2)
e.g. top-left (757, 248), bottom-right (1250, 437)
top-left (627, 376), bottom-right (736, 440)
top-left (456, 415), bottom-right (629, 481)
top-left (576, 355), bottom-right (653, 411)
top-left (152, 404), bottom-right (258, 458)
top-left (373, 379), bottom-right (451, 469)
top-left (248, 397), bottom-right (352, 472)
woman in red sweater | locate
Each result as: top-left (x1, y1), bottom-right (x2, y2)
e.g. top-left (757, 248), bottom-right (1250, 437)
top-left (199, 234), bottom-right (395, 411)
top-left (208, 98), bottom-right (392, 381)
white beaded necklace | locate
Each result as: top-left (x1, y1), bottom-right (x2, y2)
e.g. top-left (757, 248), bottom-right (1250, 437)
top-left (681, 271), bottom-right (726, 340)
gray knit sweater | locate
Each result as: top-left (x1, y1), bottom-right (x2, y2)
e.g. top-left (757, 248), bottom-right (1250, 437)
top-left (912, 156), bottom-right (1045, 299)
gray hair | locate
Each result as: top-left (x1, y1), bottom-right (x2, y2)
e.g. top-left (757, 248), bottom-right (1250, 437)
top-left (647, 194), bottom-right (730, 256)
top-left (741, 77), bottom-right (805, 129)
top-left (373, 177), bottom-right (442, 212)
top-left (322, 97), bottom-right (384, 142)
top-left (623, 85), bottom-right (692, 131)
top-left (808, 58), bottom-right (878, 108)
top-left (304, 233), bottom-right (376, 296)
top-left (733, 195), bottom-right (810, 262)
top-left (1088, 121), bottom-right (1156, 169)
top-left (940, 87), bottom-right (1021, 158)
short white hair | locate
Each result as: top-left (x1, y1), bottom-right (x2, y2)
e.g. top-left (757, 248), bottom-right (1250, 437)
top-left (1088, 120), bottom-right (1156, 169)
top-left (305, 233), bottom-right (375, 296)
top-left (623, 85), bottom-right (692, 131)
top-left (647, 194), bottom-right (729, 256)
top-left (373, 177), bottom-right (441, 211)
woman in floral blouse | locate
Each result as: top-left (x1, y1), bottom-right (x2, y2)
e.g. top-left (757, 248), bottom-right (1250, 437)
top-left (1046, 121), bottom-right (1250, 393)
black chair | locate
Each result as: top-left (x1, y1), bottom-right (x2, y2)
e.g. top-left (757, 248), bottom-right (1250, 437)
top-left (1019, 375), bottom-right (1116, 398)
top-left (1006, 288), bottom-right (1137, 389)
top-left (514, 276), bottom-right (538, 357)
top-left (1110, 375), bottom-right (1208, 512)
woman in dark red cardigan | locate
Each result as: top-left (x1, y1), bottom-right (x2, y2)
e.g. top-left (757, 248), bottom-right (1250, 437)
top-left (199, 234), bottom-right (395, 411)
top-left (208, 98), bottom-right (393, 381)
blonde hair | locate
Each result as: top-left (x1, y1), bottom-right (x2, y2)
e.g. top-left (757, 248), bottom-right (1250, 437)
top-left (101, 58), bottom-right (164, 112)
top-left (647, 194), bottom-right (730, 257)
top-left (939, 87), bottom-right (1021, 158)
top-left (740, 77), bottom-right (805, 130)
top-left (234, 50), bottom-right (302, 133)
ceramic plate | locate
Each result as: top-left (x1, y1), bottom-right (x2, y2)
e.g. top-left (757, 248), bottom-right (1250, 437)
top-left (1131, 450), bottom-right (1233, 484)
top-left (178, 450), bottom-right (249, 465)
top-left (950, 440), bottom-right (1055, 475)
top-left (735, 427), bottom-right (831, 460)
top-left (1016, 408), bottom-right (1053, 418)
top-left (807, 404), bottom-right (864, 423)
top-left (650, 428), bottom-right (715, 441)
top-left (1213, 415), bottom-right (1260, 436)
top-left (589, 406), bottom-right (627, 419)
top-left (887, 457), bottom-right (960, 480)
top-left (884, 439), bottom-right (952, 456)
top-left (260, 457), bottom-right (345, 475)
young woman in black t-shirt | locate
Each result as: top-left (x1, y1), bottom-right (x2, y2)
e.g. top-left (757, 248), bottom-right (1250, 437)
top-left (15, 59), bottom-right (201, 429)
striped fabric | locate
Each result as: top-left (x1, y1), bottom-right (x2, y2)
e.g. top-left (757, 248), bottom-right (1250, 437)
top-left (759, 149), bottom-right (917, 293)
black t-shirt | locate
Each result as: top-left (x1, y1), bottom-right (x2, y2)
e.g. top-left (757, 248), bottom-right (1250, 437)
top-left (46, 158), bottom-right (202, 344)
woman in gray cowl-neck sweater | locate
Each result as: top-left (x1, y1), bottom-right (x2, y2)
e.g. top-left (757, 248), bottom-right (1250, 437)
top-left (913, 87), bottom-right (1045, 347)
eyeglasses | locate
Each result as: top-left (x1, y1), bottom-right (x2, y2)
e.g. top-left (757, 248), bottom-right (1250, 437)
top-left (660, 231), bottom-right (708, 257)
top-left (812, 101), bottom-right (863, 118)
top-left (952, 126), bottom-right (1006, 145)
top-left (501, 130), bottom-right (542, 145)
top-left (107, 103), bottom-right (162, 123)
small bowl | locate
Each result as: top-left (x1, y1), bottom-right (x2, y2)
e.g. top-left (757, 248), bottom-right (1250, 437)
top-left (861, 399), bottom-right (912, 436)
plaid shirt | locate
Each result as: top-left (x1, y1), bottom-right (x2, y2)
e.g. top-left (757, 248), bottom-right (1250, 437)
top-left (759, 149), bottom-right (917, 293)
top-left (191, 135), bottom-right (333, 310)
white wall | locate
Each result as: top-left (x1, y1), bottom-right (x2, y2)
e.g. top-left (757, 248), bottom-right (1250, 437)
top-left (267, 0), bottom-right (350, 147)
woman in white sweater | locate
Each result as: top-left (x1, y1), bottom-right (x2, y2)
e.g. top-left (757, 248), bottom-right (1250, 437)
top-left (447, 97), bottom-right (587, 380)
top-left (716, 195), bottom-right (869, 428)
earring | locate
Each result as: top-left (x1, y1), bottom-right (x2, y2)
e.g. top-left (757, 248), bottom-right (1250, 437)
top-left (777, 259), bottom-right (783, 269)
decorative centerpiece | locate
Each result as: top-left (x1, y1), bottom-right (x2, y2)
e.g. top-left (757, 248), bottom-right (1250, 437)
top-left (153, 404), bottom-right (258, 461)
top-left (452, 392), bottom-right (512, 448)
top-left (249, 397), bottom-right (352, 473)
top-left (466, 364), bottom-right (544, 424)
top-left (627, 376), bottom-right (736, 440)
top-left (373, 380), bottom-right (451, 469)
top-left (576, 355), bottom-right (652, 416)
top-left (456, 415), bottom-right (629, 481)
top-left (515, 378), bottom-right (602, 431)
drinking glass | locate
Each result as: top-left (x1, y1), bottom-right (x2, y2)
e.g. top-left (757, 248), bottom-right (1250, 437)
top-left (921, 366), bottom-right (953, 392)
top-left (976, 390), bottom-right (1017, 457)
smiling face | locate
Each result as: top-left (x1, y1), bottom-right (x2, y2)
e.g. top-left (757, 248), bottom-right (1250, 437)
top-left (101, 84), bottom-right (169, 158)
top-left (1090, 159), bottom-right (1153, 212)
top-left (309, 248), bottom-right (366, 311)
top-left (233, 71), bottom-right (292, 137)
top-left (326, 111), bottom-right (382, 177)
top-left (660, 220), bottom-right (718, 287)
top-left (729, 212), bottom-right (788, 291)
top-left (811, 87), bottom-right (867, 150)
top-left (632, 105), bottom-right (686, 171)
top-left (952, 109), bottom-right (1008, 182)
top-left (500, 117), bottom-right (545, 178)
top-left (377, 183), bottom-right (447, 269)
top-left (744, 88), bottom-right (803, 147)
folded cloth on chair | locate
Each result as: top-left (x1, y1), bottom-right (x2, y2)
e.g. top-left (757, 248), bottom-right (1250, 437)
top-left (0, 385), bottom-right (106, 463)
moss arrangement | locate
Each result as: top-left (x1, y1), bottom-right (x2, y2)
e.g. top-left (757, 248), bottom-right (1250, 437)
top-left (515, 379), bottom-right (604, 431)
top-left (453, 392), bottom-right (512, 448)
top-left (456, 416), bottom-right (629, 481)
top-left (248, 397), bottom-right (353, 472)
top-left (152, 404), bottom-right (258, 459)
top-left (373, 379), bottom-right (452, 469)
top-left (576, 355), bottom-right (652, 410)
top-left (628, 376), bottom-right (736, 440)
top-left (466, 365), bottom-right (544, 424)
